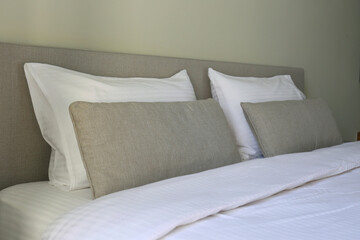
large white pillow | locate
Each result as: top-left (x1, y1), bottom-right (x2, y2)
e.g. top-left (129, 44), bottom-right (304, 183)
top-left (25, 63), bottom-right (196, 190)
top-left (208, 68), bottom-right (305, 160)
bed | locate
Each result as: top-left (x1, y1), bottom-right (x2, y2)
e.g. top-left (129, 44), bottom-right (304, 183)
top-left (0, 42), bottom-right (359, 240)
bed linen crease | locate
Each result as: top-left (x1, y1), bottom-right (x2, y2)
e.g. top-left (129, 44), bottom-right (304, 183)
top-left (42, 142), bottom-right (360, 240)
top-left (0, 182), bottom-right (92, 240)
top-left (164, 167), bottom-right (360, 240)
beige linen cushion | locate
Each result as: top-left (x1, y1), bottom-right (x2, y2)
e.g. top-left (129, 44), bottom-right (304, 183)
top-left (241, 98), bottom-right (343, 158)
top-left (70, 99), bottom-right (240, 198)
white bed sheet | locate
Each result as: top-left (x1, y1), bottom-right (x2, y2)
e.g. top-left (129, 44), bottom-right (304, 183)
top-left (165, 167), bottom-right (360, 239)
top-left (0, 182), bottom-right (92, 240)
top-left (2, 143), bottom-right (359, 240)
top-left (43, 142), bottom-right (360, 240)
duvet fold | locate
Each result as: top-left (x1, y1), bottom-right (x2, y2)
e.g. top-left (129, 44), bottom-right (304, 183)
top-left (43, 142), bottom-right (360, 240)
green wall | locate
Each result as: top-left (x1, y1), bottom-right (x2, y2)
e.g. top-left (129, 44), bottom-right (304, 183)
top-left (1, 0), bottom-right (359, 140)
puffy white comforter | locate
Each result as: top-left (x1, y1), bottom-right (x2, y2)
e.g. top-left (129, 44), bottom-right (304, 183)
top-left (43, 142), bottom-right (360, 240)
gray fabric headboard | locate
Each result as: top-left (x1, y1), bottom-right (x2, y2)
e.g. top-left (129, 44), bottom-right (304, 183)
top-left (0, 42), bottom-right (304, 190)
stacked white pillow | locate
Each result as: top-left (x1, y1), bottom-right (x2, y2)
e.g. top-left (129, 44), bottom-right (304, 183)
top-left (25, 63), bottom-right (196, 190)
top-left (208, 68), bottom-right (305, 160)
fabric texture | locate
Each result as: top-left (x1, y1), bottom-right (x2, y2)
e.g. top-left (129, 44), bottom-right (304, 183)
top-left (0, 42), bottom-right (304, 191)
top-left (208, 68), bottom-right (305, 160)
top-left (0, 182), bottom-right (91, 240)
top-left (43, 142), bottom-right (360, 240)
top-left (69, 99), bottom-right (240, 198)
top-left (164, 161), bottom-right (360, 240)
top-left (24, 63), bottom-right (196, 190)
top-left (241, 98), bottom-right (343, 157)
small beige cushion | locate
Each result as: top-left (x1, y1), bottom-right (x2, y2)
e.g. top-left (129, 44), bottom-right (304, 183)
top-left (70, 99), bottom-right (240, 198)
top-left (241, 98), bottom-right (343, 158)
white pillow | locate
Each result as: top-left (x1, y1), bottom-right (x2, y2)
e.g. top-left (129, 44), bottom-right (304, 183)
top-left (208, 68), bottom-right (305, 160)
top-left (25, 63), bottom-right (196, 191)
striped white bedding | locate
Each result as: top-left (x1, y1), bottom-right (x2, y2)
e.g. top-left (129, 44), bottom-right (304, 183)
top-left (165, 165), bottom-right (360, 239)
top-left (0, 182), bottom-right (91, 240)
top-left (43, 142), bottom-right (360, 240)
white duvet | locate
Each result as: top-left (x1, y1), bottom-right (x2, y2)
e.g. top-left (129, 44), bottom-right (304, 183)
top-left (43, 142), bottom-right (360, 240)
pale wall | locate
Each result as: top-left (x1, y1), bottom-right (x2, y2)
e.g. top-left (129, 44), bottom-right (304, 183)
top-left (0, 0), bottom-right (359, 140)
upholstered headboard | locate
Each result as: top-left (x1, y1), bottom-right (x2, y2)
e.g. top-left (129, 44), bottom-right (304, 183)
top-left (0, 42), bottom-right (304, 190)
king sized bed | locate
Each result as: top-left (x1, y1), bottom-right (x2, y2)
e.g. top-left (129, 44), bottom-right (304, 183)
top-left (0, 42), bottom-right (359, 240)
